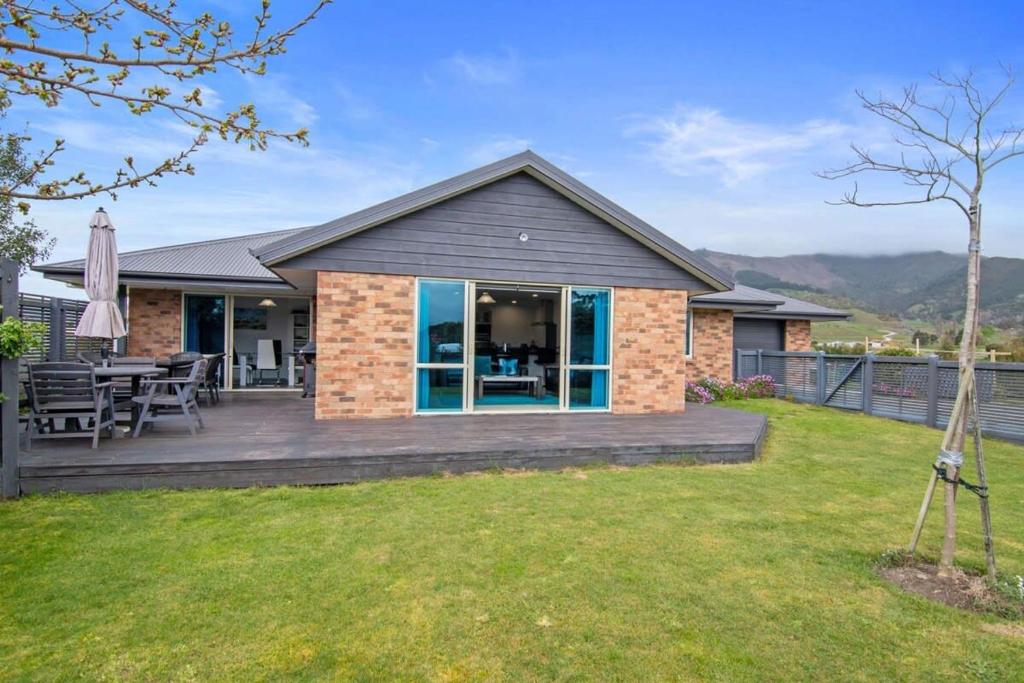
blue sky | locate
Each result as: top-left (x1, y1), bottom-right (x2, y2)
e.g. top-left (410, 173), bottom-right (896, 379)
top-left (16, 0), bottom-right (1024, 297)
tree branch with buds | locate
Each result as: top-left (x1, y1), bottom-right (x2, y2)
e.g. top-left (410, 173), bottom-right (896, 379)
top-left (0, 0), bottom-right (330, 204)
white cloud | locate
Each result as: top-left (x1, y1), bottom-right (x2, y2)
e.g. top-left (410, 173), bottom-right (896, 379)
top-left (629, 105), bottom-right (849, 185)
top-left (245, 75), bottom-right (318, 128)
top-left (445, 50), bottom-right (520, 85)
top-left (332, 84), bottom-right (375, 121)
top-left (466, 137), bottom-right (531, 164)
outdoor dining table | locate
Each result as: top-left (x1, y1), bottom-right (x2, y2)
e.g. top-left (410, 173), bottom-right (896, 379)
top-left (93, 365), bottom-right (168, 431)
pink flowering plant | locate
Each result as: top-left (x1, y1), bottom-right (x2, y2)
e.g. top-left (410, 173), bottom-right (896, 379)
top-left (685, 375), bottom-right (776, 404)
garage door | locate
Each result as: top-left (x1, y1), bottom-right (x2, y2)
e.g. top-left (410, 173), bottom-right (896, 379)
top-left (733, 318), bottom-right (785, 351)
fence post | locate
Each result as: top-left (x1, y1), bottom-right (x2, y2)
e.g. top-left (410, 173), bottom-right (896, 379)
top-left (926, 354), bottom-right (939, 428)
top-left (47, 297), bottom-right (61, 361)
top-left (1, 258), bottom-right (20, 498)
top-left (863, 353), bottom-right (874, 415)
top-left (816, 351), bottom-right (827, 405)
top-left (756, 349), bottom-right (763, 376)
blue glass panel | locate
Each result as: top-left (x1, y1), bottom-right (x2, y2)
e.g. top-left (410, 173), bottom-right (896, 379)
top-left (184, 295), bottom-right (225, 354)
top-left (570, 289), bottom-right (610, 366)
top-left (417, 368), bottom-right (464, 411)
top-left (417, 281), bottom-right (465, 363)
top-left (569, 369), bottom-right (609, 410)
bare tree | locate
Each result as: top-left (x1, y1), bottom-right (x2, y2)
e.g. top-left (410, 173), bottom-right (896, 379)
top-left (819, 68), bottom-right (1023, 580)
top-left (0, 1), bottom-right (330, 210)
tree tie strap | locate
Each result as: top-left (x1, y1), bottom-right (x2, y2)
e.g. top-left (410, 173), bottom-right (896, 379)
top-left (938, 449), bottom-right (963, 468)
top-left (932, 464), bottom-right (989, 499)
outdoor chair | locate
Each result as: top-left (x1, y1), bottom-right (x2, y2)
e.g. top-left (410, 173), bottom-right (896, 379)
top-left (107, 356), bottom-right (157, 418)
top-left (169, 351), bottom-right (204, 377)
top-left (77, 350), bottom-right (122, 364)
top-left (198, 353), bottom-right (223, 405)
top-left (25, 362), bottom-right (116, 450)
top-left (132, 358), bottom-right (207, 437)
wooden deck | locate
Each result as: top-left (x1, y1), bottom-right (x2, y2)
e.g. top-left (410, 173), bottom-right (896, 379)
top-left (18, 394), bottom-right (768, 494)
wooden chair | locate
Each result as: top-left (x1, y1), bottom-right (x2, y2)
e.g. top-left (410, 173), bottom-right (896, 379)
top-left (111, 356), bottom-right (156, 366)
top-left (132, 358), bottom-right (207, 437)
top-left (107, 356), bottom-right (156, 420)
top-left (198, 353), bottom-right (223, 405)
top-left (26, 362), bottom-right (117, 450)
top-left (169, 351), bottom-right (204, 377)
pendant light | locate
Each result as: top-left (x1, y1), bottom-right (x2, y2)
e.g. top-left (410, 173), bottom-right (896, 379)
top-left (476, 291), bottom-right (496, 304)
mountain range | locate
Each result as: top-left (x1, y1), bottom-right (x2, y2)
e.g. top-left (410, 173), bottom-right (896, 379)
top-left (697, 250), bottom-right (1024, 331)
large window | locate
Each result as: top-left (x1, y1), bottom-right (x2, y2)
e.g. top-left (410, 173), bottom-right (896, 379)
top-left (416, 279), bottom-right (467, 412)
top-left (567, 287), bottom-right (611, 410)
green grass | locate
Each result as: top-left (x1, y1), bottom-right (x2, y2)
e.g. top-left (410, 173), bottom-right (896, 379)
top-left (2, 401), bottom-right (1023, 681)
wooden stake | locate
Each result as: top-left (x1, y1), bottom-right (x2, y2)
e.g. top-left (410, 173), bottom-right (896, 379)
top-left (970, 384), bottom-right (997, 583)
top-left (908, 468), bottom-right (938, 554)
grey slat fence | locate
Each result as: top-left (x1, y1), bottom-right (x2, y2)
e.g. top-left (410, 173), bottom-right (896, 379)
top-left (736, 349), bottom-right (1024, 443)
top-left (18, 292), bottom-right (104, 364)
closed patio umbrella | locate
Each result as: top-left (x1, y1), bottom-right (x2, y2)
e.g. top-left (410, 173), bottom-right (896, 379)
top-left (74, 208), bottom-right (126, 344)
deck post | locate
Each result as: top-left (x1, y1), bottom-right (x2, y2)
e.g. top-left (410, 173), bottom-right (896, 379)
top-left (863, 353), bottom-right (874, 415)
top-left (815, 351), bottom-right (827, 405)
top-left (926, 355), bottom-right (939, 428)
top-left (1, 258), bottom-right (20, 498)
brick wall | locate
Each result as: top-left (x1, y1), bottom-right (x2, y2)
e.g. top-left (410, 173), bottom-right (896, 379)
top-left (315, 271), bottom-right (415, 419)
top-left (688, 308), bottom-right (733, 381)
top-left (612, 287), bottom-right (688, 414)
top-left (785, 319), bottom-right (813, 351)
top-left (126, 287), bottom-right (181, 357)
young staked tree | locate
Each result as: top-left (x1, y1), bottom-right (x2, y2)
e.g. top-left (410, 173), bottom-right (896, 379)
top-left (0, 1), bottom-right (329, 208)
top-left (819, 69), bottom-right (1023, 580)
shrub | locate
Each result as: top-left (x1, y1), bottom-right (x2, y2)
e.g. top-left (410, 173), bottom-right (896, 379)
top-left (875, 347), bottom-right (917, 357)
top-left (736, 374), bottom-right (777, 398)
top-left (685, 375), bottom-right (777, 404)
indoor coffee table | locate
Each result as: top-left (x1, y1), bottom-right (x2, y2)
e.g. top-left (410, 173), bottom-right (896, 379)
top-left (475, 374), bottom-right (543, 400)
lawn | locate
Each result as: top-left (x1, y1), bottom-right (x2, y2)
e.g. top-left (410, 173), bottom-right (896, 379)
top-left (1, 401), bottom-right (1022, 681)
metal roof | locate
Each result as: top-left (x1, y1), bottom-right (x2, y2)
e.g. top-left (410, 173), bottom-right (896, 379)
top-left (254, 150), bottom-right (735, 292)
top-left (692, 284), bottom-right (849, 320)
top-left (36, 227), bottom-right (306, 282)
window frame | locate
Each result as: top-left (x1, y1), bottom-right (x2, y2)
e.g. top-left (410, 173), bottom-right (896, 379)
top-left (563, 286), bottom-right (613, 412)
top-left (684, 308), bottom-right (694, 359)
top-left (413, 278), bottom-right (470, 414)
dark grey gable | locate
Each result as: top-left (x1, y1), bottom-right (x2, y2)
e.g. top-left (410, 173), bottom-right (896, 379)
top-left (276, 173), bottom-right (709, 290)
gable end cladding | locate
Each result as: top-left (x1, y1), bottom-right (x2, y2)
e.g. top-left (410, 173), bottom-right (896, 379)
top-left (256, 151), bottom-right (733, 293)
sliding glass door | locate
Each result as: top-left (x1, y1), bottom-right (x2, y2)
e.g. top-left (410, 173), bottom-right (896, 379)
top-left (413, 279), bottom-right (612, 414)
top-left (469, 282), bottom-right (563, 411)
top-left (229, 295), bottom-right (310, 389)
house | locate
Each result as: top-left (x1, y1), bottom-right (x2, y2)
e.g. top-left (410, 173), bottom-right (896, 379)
top-left (37, 151), bottom-right (846, 420)
top-left (688, 284), bottom-right (847, 379)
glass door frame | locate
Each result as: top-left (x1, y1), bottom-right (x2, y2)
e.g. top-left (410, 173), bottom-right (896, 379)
top-left (466, 280), bottom-right (570, 415)
top-left (412, 278), bottom-right (615, 414)
top-left (180, 291), bottom-right (313, 392)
